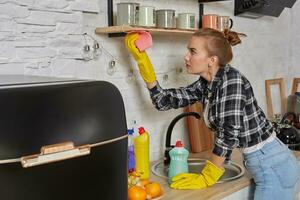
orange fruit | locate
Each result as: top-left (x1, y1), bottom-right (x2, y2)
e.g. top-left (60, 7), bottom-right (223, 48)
top-left (128, 186), bottom-right (147, 200)
top-left (140, 179), bottom-right (150, 187)
top-left (145, 182), bottom-right (162, 198)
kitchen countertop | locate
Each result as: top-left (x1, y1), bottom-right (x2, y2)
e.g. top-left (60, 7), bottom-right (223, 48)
top-left (150, 150), bottom-right (300, 200)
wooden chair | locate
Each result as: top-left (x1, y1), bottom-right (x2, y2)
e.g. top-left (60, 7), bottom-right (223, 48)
top-left (291, 78), bottom-right (300, 95)
top-left (265, 78), bottom-right (286, 119)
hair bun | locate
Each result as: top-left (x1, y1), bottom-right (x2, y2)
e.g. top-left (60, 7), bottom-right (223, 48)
top-left (223, 29), bottom-right (247, 46)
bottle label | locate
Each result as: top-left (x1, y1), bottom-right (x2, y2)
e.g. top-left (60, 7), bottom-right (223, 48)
top-left (170, 155), bottom-right (188, 161)
top-left (128, 147), bottom-right (135, 172)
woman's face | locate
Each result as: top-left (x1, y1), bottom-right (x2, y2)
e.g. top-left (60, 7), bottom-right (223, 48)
top-left (184, 36), bottom-right (211, 75)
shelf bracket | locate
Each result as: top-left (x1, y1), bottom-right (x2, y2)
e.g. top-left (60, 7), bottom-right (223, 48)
top-left (198, 1), bottom-right (204, 28)
top-left (107, 0), bottom-right (125, 37)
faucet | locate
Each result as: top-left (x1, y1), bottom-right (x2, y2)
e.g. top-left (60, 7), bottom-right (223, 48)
top-left (164, 112), bottom-right (201, 165)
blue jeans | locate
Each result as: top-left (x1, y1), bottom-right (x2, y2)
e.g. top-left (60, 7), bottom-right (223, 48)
top-left (243, 137), bottom-right (300, 200)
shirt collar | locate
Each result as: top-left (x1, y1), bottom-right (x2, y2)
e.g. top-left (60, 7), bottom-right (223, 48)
top-left (211, 64), bottom-right (230, 88)
top-left (205, 64), bottom-right (230, 101)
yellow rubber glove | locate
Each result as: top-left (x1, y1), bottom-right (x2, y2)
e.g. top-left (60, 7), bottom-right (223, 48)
top-left (124, 33), bottom-right (156, 83)
top-left (170, 160), bottom-right (225, 189)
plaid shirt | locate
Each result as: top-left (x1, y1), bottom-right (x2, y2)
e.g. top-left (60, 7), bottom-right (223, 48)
top-left (149, 65), bottom-right (273, 158)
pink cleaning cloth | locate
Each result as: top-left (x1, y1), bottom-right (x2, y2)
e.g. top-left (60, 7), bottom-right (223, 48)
top-left (133, 31), bottom-right (153, 52)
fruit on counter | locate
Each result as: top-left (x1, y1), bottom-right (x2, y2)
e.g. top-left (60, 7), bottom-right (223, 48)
top-left (128, 170), bottom-right (162, 199)
top-left (128, 171), bottom-right (143, 188)
top-left (140, 179), bottom-right (150, 187)
top-left (128, 186), bottom-right (147, 200)
top-left (145, 182), bottom-right (162, 199)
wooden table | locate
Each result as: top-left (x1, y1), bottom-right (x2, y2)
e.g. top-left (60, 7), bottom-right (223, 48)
top-left (150, 150), bottom-right (300, 200)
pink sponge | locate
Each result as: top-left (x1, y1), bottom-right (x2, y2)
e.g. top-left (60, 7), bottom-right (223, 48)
top-left (134, 31), bottom-right (153, 52)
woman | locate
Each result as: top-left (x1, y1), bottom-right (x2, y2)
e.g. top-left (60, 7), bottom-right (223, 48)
top-left (125, 28), bottom-right (300, 199)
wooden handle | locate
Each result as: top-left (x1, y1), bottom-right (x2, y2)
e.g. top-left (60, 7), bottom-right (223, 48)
top-left (41, 142), bottom-right (75, 154)
top-left (21, 142), bottom-right (90, 168)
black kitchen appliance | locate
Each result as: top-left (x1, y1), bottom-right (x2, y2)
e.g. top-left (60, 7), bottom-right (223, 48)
top-left (275, 112), bottom-right (300, 151)
top-left (234, 0), bottom-right (298, 18)
top-left (250, 0), bottom-right (285, 17)
top-left (234, 0), bottom-right (263, 18)
top-left (0, 75), bottom-right (128, 200)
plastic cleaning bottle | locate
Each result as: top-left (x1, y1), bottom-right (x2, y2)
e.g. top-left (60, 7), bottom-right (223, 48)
top-left (168, 140), bottom-right (189, 183)
top-left (134, 127), bottom-right (150, 179)
top-left (127, 128), bottom-right (135, 173)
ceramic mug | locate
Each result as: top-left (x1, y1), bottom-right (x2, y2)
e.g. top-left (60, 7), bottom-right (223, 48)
top-left (138, 6), bottom-right (156, 27)
top-left (177, 13), bottom-right (196, 29)
top-left (116, 3), bottom-right (139, 25)
top-left (201, 14), bottom-right (218, 29)
top-left (217, 16), bottom-right (233, 31)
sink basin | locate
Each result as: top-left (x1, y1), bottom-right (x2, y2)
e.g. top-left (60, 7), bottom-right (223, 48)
top-left (151, 158), bottom-right (245, 183)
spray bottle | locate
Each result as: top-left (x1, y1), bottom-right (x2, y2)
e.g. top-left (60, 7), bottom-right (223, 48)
top-left (127, 128), bottom-right (135, 173)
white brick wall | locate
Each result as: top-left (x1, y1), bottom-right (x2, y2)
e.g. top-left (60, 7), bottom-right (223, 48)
top-left (0, 0), bottom-right (299, 161)
top-left (291, 0), bottom-right (300, 93)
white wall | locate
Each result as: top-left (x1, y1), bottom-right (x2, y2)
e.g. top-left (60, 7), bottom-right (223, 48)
top-left (291, 0), bottom-right (300, 92)
top-left (0, 0), bottom-right (299, 161)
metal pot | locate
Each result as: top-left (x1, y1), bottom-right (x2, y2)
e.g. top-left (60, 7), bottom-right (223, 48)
top-left (138, 6), bottom-right (156, 27)
top-left (156, 9), bottom-right (176, 29)
top-left (116, 3), bottom-right (140, 26)
top-left (177, 13), bottom-right (196, 29)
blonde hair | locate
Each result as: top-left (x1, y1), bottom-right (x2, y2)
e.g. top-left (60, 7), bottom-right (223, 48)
top-left (193, 28), bottom-right (246, 66)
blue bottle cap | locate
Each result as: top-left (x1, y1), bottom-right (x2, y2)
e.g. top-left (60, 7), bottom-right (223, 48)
top-left (127, 128), bottom-right (134, 135)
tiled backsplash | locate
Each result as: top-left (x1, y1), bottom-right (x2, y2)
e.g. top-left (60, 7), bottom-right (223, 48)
top-left (0, 0), bottom-right (299, 161)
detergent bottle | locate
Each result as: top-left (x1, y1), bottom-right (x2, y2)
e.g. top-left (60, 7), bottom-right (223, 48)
top-left (134, 127), bottom-right (150, 179)
top-left (127, 128), bottom-right (135, 173)
top-left (168, 140), bottom-right (189, 183)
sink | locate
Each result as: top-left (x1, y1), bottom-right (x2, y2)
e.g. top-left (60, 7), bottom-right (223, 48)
top-left (151, 158), bottom-right (245, 183)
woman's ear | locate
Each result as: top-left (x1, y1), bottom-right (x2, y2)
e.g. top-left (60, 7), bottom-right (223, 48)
top-left (209, 55), bottom-right (219, 66)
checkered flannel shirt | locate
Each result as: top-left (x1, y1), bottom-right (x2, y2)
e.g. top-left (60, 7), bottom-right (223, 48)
top-left (149, 65), bottom-right (273, 158)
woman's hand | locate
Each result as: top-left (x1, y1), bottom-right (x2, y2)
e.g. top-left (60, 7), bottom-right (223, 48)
top-left (125, 33), bottom-right (157, 84)
top-left (170, 160), bottom-right (225, 190)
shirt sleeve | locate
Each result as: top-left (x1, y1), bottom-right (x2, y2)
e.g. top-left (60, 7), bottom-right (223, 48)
top-left (212, 73), bottom-right (247, 158)
top-left (148, 78), bottom-right (207, 111)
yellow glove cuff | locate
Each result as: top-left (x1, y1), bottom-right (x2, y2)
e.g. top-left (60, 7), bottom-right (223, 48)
top-left (201, 160), bottom-right (225, 186)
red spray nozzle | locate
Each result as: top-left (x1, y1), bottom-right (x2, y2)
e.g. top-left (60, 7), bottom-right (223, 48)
top-left (138, 127), bottom-right (145, 135)
top-left (175, 140), bottom-right (183, 147)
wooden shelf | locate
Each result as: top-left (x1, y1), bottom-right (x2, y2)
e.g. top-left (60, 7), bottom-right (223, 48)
top-left (95, 25), bottom-right (196, 36)
top-left (198, 0), bottom-right (231, 2)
